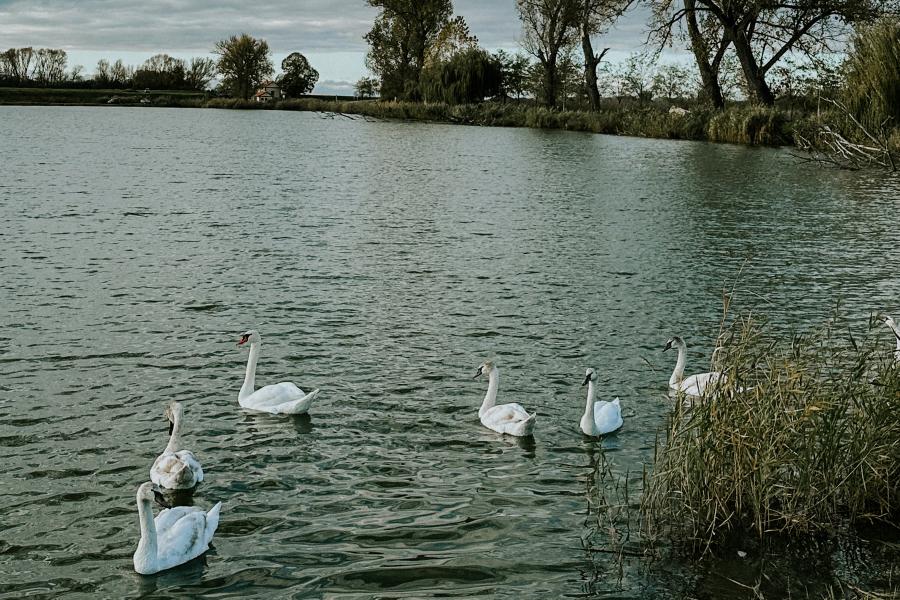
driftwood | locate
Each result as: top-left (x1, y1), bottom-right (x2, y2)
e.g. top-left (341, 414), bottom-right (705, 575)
top-left (792, 99), bottom-right (897, 172)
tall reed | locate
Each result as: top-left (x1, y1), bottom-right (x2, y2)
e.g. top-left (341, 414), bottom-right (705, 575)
top-left (644, 312), bottom-right (900, 549)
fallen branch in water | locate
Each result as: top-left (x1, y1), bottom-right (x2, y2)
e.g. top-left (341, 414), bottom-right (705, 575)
top-left (792, 99), bottom-right (897, 172)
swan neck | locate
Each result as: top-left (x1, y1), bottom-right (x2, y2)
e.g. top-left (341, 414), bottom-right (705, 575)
top-left (670, 345), bottom-right (687, 385)
top-left (135, 497), bottom-right (158, 568)
top-left (479, 368), bottom-right (499, 416)
top-left (164, 409), bottom-right (182, 454)
top-left (240, 342), bottom-right (260, 401)
top-left (584, 380), bottom-right (597, 418)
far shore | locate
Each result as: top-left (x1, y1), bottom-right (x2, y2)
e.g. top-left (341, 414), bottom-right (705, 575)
top-left (5, 86), bottom-right (894, 155)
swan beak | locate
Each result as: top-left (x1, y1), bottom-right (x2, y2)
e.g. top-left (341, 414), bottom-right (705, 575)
top-left (237, 334), bottom-right (249, 345)
top-left (152, 489), bottom-right (172, 509)
top-left (582, 374), bottom-right (591, 386)
top-left (168, 418), bottom-right (174, 435)
top-left (663, 342), bottom-right (672, 352)
top-left (473, 367), bottom-right (483, 379)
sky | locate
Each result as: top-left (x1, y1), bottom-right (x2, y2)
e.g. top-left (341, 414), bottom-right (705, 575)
top-left (0, 0), bottom-right (666, 95)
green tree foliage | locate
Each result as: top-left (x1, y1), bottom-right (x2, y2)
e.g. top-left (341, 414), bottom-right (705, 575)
top-left (494, 50), bottom-right (532, 103)
top-left (364, 0), bottom-right (453, 101)
top-left (214, 33), bottom-right (274, 100)
top-left (418, 47), bottom-right (502, 104)
top-left (843, 17), bottom-right (900, 129)
top-left (277, 52), bottom-right (319, 97)
top-left (133, 54), bottom-right (184, 90)
top-left (355, 76), bottom-right (380, 98)
top-left (516, 0), bottom-right (580, 107)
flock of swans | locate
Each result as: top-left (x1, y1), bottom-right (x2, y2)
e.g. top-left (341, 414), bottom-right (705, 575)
top-left (133, 319), bottom-right (900, 574)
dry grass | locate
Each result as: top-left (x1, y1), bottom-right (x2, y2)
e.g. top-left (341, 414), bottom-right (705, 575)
top-left (643, 308), bottom-right (900, 551)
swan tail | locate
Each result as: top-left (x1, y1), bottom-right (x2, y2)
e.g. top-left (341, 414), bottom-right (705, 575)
top-left (278, 389), bottom-right (320, 415)
top-left (205, 502), bottom-right (222, 543)
top-left (513, 412), bottom-right (537, 437)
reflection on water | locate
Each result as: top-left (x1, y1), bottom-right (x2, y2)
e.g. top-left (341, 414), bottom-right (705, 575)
top-left (1, 106), bottom-right (899, 598)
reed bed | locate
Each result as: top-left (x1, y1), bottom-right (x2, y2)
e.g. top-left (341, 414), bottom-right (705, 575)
top-left (644, 312), bottom-right (900, 550)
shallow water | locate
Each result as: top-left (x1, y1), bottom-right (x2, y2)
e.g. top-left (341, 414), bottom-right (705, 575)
top-left (1, 105), bottom-right (899, 599)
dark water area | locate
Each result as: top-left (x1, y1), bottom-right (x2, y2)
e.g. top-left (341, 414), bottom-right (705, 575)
top-left (1, 105), bottom-right (899, 599)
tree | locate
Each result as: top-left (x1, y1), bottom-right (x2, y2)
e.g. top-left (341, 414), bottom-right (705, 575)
top-left (574, 0), bottom-right (633, 110)
top-left (34, 48), bottom-right (68, 86)
top-left (133, 54), bottom-right (185, 89)
top-left (516, 0), bottom-right (580, 107)
top-left (355, 76), bottom-right (380, 98)
top-left (214, 34), bottom-right (274, 100)
top-left (2, 47), bottom-right (36, 85)
top-left (425, 15), bottom-right (479, 65)
top-left (94, 59), bottom-right (111, 86)
top-left (652, 62), bottom-right (698, 99)
top-left (277, 52), bottom-right (319, 96)
top-left (363, 0), bottom-right (453, 101)
top-left (620, 51), bottom-right (657, 107)
top-left (418, 47), bottom-right (502, 104)
top-left (650, 0), bottom-right (895, 105)
top-left (494, 49), bottom-right (532, 103)
top-left (186, 57), bottom-right (217, 91)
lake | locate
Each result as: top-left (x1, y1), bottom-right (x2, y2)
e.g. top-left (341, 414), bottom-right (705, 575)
top-left (1, 105), bottom-right (899, 599)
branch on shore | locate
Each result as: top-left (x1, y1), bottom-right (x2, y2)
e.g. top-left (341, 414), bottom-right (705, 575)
top-left (792, 99), bottom-right (897, 172)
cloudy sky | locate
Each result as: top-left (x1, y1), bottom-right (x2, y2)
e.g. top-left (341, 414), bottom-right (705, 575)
top-left (1, 0), bottom-right (659, 94)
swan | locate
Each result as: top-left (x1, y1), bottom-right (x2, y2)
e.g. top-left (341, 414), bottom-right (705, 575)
top-left (663, 336), bottom-right (725, 397)
top-left (880, 316), bottom-right (900, 361)
top-left (150, 402), bottom-right (203, 490)
top-left (580, 368), bottom-right (623, 436)
top-left (236, 330), bottom-right (320, 414)
top-left (133, 482), bottom-right (221, 574)
top-left (473, 361), bottom-right (537, 437)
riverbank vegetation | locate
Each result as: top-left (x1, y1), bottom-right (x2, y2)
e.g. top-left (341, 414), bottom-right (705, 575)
top-left (643, 308), bottom-right (900, 551)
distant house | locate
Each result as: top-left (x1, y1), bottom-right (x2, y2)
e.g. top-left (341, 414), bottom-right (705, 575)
top-left (254, 81), bottom-right (282, 102)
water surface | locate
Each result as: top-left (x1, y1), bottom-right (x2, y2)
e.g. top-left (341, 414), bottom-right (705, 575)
top-left (1, 106), bottom-right (899, 599)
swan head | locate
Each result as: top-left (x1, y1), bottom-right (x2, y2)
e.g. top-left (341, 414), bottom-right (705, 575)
top-left (137, 482), bottom-right (172, 509)
top-left (474, 361), bottom-right (495, 379)
top-left (582, 368), bottom-right (597, 386)
top-left (165, 401), bottom-right (184, 432)
top-left (663, 336), bottom-right (686, 352)
top-left (879, 315), bottom-right (897, 328)
top-left (237, 330), bottom-right (261, 346)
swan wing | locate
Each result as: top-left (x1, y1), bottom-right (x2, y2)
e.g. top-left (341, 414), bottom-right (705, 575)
top-left (240, 382), bottom-right (305, 411)
top-left (592, 399), bottom-right (623, 435)
top-left (150, 451), bottom-right (202, 489)
top-left (480, 403), bottom-right (536, 437)
top-left (268, 389), bottom-right (319, 415)
top-left (154, 507), bottom-right (213, 570)
top-left (672, 372), bottom-right (724, 397)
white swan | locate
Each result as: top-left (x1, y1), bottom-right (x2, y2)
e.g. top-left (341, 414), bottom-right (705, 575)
top-left (663, 336), bottom-right (725, 397)
top-left (880, 316), bottom-right (900, 361)
top-left (473, 361), bottom-right (537, 437)
top-left (236, 330), bottom-right (320, 414)
top-left (150, 402), bottom-right (203, 490)
top-left (580, 368), bottom-right (623, 436)
top-left (133, 482), bottom-right (221, 575)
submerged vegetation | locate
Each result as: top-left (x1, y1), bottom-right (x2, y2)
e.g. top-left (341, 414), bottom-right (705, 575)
top-left (644, 309), bottom-right (900, 550)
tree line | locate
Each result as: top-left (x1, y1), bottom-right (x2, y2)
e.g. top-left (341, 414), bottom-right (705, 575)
top-left (0, 38), bottom-right (319, 100)
top-left (360, 0), bottom-right (900, 123)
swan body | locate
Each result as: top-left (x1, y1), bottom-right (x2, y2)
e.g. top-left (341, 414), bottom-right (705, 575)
top-left (880, 316), bottom-right (900, 362)
top-left (580, 368), bottom-right (623, 436)
top-left (664, 336), bottom-right (725, 397)
top-left (473, 362), bottom-right (536, 437)
top-left (150, 402), bottom-right (203, 490)
top-left (237, 330), bottom-right (320, 414)
top-left (133, 482), bottom-right (221, 575)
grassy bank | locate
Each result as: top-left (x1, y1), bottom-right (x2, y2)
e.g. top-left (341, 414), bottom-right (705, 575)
top-left (643, 310), bottom-right (900, 550)
top-left (4, 86), bottom-right (898, 154)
